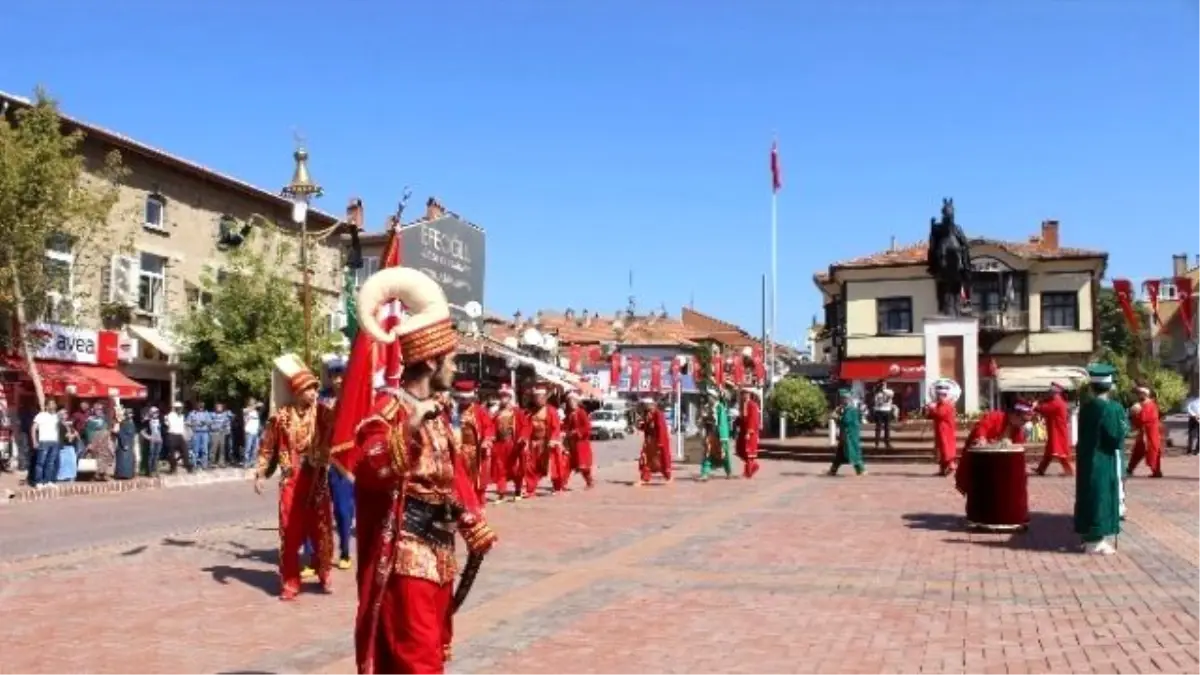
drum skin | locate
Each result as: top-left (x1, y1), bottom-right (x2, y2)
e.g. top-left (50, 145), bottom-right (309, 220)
top-left (965, 445), bottom-right (1029, 529)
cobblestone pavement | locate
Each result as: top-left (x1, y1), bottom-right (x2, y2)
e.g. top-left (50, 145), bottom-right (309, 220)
top-left (0, 452), bottom-right (1195, 674)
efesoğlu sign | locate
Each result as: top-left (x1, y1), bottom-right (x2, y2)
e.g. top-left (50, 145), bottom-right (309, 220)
top-left (400, 216), bottom-right (486, 312)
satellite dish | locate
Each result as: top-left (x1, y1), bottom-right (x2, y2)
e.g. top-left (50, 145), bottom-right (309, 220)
top-left (542, 334), bottom-right (558, 351)
top-left (463, 301), bottom-right (483, 319)
top-left (522, 327), bottom-right (543, 347)
top-left (503, 336), bottom-right (519, 350)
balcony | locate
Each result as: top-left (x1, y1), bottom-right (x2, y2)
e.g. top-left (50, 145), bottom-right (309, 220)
top-left (976, 309), bottom-right (1029, 332)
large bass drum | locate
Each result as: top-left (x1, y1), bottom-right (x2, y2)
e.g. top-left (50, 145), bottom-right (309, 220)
top-left (965, 444), bottom-right (1029, 531)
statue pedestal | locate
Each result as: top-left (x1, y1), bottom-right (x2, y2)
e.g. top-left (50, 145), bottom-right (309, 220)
top-left (922, 315), bottom-right (980, 414)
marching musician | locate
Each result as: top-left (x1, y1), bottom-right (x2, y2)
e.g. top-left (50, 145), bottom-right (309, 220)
top-left (1074, 363), bottom-right (1125, 555)
top-left (454, 381), bottom-right (495, 505)
top-left (699, 388), bottom-right (733, 481)
top-left (637, 397), bottom-right (673, 485)
top-left (1033, 382), bottom-right (1074, 477)
top-left (953, 400), bottom-right (1031, 498)
top-left (925, 381), bottom-right (959, 477)
top-left (735, 387), bottom-right (762, 478)
top-left (1126, 384), bottom-right (1163, 478)
top-left (563, 390), bottom-right (596, 489)
top-left (828, 388), bottom-right (866, 477)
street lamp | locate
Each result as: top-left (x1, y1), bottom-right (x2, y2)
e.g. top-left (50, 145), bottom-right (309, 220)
top-left (282, 147), bottom-right (323, 365)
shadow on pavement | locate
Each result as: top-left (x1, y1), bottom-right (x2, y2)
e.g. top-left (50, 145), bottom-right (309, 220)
top-left (203, 564), bottom-right (278, 596)
top-left (227, 541), bottom-right (280, 566)
top-left (901, 512), bottom-right (963, 532)
top-left (120, 545), bottom-right (148, 556)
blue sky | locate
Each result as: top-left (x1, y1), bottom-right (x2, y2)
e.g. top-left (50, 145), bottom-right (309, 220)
top-left (6, 0), bottom-right (1197, 346)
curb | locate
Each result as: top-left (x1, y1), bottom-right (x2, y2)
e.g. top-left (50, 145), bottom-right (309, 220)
top-left (3, 468), bottom-right (252, 505)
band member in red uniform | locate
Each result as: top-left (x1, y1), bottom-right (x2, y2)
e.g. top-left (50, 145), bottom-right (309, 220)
top-left (1034, 382), bottom-right (1074, 476)
top-left (926, 382), bottom-right (958, 476)
top-left (563, 390), bottom-right (595, 489)
top-left (490, 385), bottom-right (521, 501)
top-left (342, 266), bottom-right (497, 674)
top-left (954, 401), bottom-right (1030, 497)
top-left (527, 384), bottom-right (566, 495)
top-left (637, 397), bottom-right (672, 485)
top-left (736, 387), bottom-right (762, 478)
top-left (253, 353), bottom-right (335, 600)
top-left (454, 381), bottom-right (494, 505)
top-left (1127, 385), bottom-right (1163, 478)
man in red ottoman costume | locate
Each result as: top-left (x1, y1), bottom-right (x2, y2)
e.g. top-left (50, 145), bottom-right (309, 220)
top-left (333, 266), bottom-right (497, 674)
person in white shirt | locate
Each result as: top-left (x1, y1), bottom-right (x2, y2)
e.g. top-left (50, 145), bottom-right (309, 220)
top-left (1186, 392), bottom-right (1199, 456)
top-left (872, 380), bottom-right (895, 450)
top-left (31, 399), bottom-right (61, 489)
top-left (242, 398), bottom-right (262, 468)
top-left (164, 401), bottom-right (192, 473)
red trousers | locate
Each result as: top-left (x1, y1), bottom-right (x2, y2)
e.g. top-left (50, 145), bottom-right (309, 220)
top-left (508, 444), bottom-right (536, 497)
top-left (278, 466), bottom-right (334, 594)
top-left (568, 439), bottom-right (594, 487)
top-left (543, 446), bottom-right (570, 492)
top-left (491, 441), bottom-right (513, 497)
top-left (1035, 453), bottom-right (1074, 475)
top-left (372, 575), bottom-right (453, 674)
top-left (639, 444), bottom-right (673, 482)
top-left (1128, 439), bottom-right (1163, 476)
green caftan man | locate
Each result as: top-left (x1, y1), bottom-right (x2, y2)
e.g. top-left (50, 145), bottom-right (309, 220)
top-left (1073, 363), bottom-right (1124, 555)
top-left (829, 389), bottom-right (866, 476)
top-left (700, 390), bottom-right (733, 480)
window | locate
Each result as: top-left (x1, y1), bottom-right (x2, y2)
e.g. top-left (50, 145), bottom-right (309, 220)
top-left (970, 272), bottom-right (1028, 313)
top-left (186, 285), bottom-right (213, 311)
top-left (354, 256), bottom-right (380, 288)
top-left (1158, 281), bottom-right (1179, 301)
top-left (43, 234), bottom-right (74, 322)
top-left (876, 297), bottom-right (913, 334)
top-left (138, 252), bottom-right (167, 314)
top-left (1041, 292), bottom-right (1078, 330)
top-left (145, 195), bottom-right (166, 231)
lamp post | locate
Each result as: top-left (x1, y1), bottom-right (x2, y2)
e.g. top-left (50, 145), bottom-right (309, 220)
top-left (282, 147), bottom-right (323, 365)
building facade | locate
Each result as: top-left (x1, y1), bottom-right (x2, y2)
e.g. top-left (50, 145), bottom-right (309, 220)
top-left (1148, 253), bottom-right (1199, 390)
top-left (1, 91), bottom-right (345, 406)
top-left (815, 219), bottom-right (1108, 412)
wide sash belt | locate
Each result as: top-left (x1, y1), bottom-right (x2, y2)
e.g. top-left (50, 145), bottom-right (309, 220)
top-left (402, 496), bottom-right (463, 550)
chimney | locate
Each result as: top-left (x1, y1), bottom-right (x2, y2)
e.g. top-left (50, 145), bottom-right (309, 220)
top-left (534, 310), bottom-right (544, 327)
top-left (1173, 253), bottom-right (1189, 277)
top-left (424, 197), bottom-right (445, 221)
top-left (565, 308), bottom-right (575, 321)
top-left (582, 309), bottom-right (592, 327)
top-left (513, 310), bottom-right (523, 328)
top-left (889, 236), bottom-right (897, 252)
top-left (1040, 220), bottom-right (1060, 251)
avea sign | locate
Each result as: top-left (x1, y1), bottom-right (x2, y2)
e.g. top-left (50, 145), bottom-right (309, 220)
top-left (27, 324), bottom-right (119, 366)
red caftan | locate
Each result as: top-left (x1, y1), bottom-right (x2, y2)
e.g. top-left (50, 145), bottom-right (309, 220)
top-left (510, 409), bottom-right (535, 498)
top-left (528, 405), bottom-right (567, 493)
top-left (459, 402), bottom-right (495, 504)
top-left (735, 397), bottom-right (761, 478)
top-left (1034, 394), bottom-right (1074, 475)
top-left (954, 411), bottom-right (1025, 496)
top-left (349, 393), bottom-right (495, 675)
top-left (491, 405), bottom-right (520, 498)
top-left (1127, 399), bottom-right (1163, 476)
top-left (564, 406), bottom-right (594, 488)
top-left (926, 400), bottom-right (958, 474)
top-left (638, 408), bottom-right (673, 483)
top-left (256, 400), bottom-right (335, 597)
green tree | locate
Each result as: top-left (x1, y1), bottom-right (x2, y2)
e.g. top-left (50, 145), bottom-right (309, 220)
top-left (1089, 345), bottom-right (1188, 412)
top-left (1096, 286), bottom-right (1150, 358)
top-left (766, 376), bottom-right (828, 431)
top-left (176, 222), bottom-right (336, 404)
top-left (0, 89), bottom-right (126, 407)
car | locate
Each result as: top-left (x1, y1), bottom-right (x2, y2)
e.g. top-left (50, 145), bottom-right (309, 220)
top-left (589, 409), bottom-right (626, 440)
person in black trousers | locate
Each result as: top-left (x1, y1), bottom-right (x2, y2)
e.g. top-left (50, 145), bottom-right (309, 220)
top-left (871, 380), bottom-right (895, 450)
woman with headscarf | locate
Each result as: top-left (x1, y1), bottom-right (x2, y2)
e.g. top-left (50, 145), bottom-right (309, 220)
top-left (114, 407), bottom-right (138, 479)
top-left (83, 402), bottom-right (116, 480)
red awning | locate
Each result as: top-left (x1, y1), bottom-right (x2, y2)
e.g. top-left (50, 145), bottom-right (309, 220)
top-left (3, 357), bottom-right (147, 399)
top-left (838, 358), bottom-right (926, 381)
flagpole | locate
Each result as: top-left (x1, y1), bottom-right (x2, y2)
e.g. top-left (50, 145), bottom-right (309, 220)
top-left (769, 175), bottom-right (778, 392)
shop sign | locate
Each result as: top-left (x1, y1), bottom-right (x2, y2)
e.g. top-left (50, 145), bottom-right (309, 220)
top-left (25, 323), bottom-right (119, 367)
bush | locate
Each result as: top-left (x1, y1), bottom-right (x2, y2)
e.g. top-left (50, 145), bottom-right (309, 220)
top-left (767, 376), bottom-right (828, 431)
top-left (1081, 347), bottom-right (1188, 413)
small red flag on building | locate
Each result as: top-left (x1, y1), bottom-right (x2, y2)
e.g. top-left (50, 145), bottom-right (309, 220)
top-left (630, 356), bottom-right (643, 392)
top-left (649, 359), bottom-right (663, 393)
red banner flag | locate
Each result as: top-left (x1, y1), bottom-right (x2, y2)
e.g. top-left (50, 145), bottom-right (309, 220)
top-left (732, 355), bottom-right (745, 386)
top-left (691, 355), bottom-right (700, 380)
top-left (714, 351), bottom-right (726, 388)
top-left (568, 345), bottom-right (582, 373)
top-left (752, 345), bottom-right (765, 383)
top-left (609, 352), bottom-right (621, 389)
top-left (1176, 276), bottom-right (1195, 339)
top-left (671, 357), bottom-right (681, 388)
top-left (587, 345), bottom-right (602, 365)
top-left (1112, 279), bottom-right (1141, 333)
top-left (770, 141), bottom-right (782, 193)
top-left (1144, 280), bottom-right (1162, 327)
top-left (630, 356), bottom-right (642, 391)
top-left (650, 359), bottom-right (663, 393)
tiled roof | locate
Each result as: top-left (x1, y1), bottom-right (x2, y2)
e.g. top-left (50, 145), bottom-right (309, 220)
top-left (483, 311), bottom-right (705, 347)
top-left (0, 90), bottom-right (341, 226)
top-left (813, 235), bottom-right (1107, 283)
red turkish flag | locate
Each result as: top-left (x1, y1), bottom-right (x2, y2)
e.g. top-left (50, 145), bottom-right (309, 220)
top-left (1112, 279), bottom-right (1141, 333)
top-left (752, 345), bottom-right (765, 383)
top-left (714, 352), bottom-right (726, 387)
top-left (609, 352), bottom-right (621, 389)
top-left (732, 355), bottom-right (745, 386)
top-left (1176, 276), bottom-right (1195, 339)
top-left (630, 356), bottom-right (642, 391)
top-left (650, 359), bottom-right (663, 393)
top-left (568, 345), bottom-right (582, 373)
top-left (587, 345), bottom-right (602, 365)
top-left (1144, 280), bottom-right (1162, 327)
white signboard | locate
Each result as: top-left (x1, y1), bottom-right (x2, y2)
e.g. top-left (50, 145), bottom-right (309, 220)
top-left (26, 323), bottom-right (119, 366)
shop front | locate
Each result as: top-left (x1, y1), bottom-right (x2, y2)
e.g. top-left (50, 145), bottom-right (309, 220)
top-left (838, 358), bottom-right (926, 418)
top-left (2, 323), bottom-right (147, 408)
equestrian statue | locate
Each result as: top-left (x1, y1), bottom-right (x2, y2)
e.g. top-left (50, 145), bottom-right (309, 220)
top-left (926, 198), bottom-right (973, 316)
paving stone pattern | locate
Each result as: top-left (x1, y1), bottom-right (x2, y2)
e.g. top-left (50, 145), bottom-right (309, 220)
top-left (0, 454), bottom-right (1196, 674)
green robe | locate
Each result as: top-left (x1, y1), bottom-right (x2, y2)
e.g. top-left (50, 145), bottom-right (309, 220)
top-left (1074, 396), bottom-right (1124, 541)
top-left (831, 405), bottom-right (864, 474)
top-left (700, 400), bottom-right (733, 477)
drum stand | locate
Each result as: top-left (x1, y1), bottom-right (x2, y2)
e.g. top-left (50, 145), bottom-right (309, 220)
top-left (966, 520), bottom-right (1029, 534)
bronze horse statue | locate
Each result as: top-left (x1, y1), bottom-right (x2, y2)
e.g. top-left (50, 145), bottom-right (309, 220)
top-left (926, 198), bottom-right (973, 316)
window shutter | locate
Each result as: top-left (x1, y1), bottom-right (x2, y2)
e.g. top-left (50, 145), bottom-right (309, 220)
top-left (109, 255), bottom-right (139, 305)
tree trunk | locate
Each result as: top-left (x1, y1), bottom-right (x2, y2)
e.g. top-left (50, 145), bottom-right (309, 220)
top-left (9, 264), bottom-right (47, 409)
